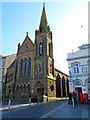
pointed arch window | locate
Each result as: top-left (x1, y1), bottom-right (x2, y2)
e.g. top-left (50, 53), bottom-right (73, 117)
top-left (39, 42), bottom-right (43, 56)
top-left (24, 58), bottom-right (27, 76)
top-left (21, 59), bottom-right (23, 78)
top-left (28, 57), bottom-right (31, 77)
top-left (49, 43), bottom-right (50, 56)
top-left (37, 63), bottom-right (42, 74)
top-left (40, 27), bottom-right (42, 32)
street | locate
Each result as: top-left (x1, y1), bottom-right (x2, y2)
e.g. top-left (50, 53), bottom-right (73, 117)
top-left (1, 100), bottom-right (88, 119)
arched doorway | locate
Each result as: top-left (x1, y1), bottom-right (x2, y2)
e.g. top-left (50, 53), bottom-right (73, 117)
top-left (36, 81), bottom-right (44, 102)
top-left (74, 79), bottom-right (83, 101)
top-left (56, 74), bottom-right (61, 97)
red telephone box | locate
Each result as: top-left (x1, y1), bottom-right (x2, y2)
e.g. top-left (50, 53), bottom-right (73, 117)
top-left (80, 93), bottom-right (84, 103)
top-left (83, 93), bottom-right (88, 103)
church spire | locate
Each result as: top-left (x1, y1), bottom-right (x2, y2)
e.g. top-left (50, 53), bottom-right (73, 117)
top-left (39, 3), bottom-right (49, 32)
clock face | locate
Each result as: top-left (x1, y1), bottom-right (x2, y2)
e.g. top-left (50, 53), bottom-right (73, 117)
top-left (25, 44), bottom-right (29, 49)
top-left (82, 67), bottom-right (87, 73)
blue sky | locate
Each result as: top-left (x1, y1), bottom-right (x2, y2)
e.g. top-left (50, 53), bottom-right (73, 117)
top-left (1, 1), bottom-right (88, 74)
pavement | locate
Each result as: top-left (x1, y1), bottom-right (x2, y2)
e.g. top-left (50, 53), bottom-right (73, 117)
top-left (1, 100), bottom-right (89, 119)
top-left (0, 101), bottom-right (41, 110)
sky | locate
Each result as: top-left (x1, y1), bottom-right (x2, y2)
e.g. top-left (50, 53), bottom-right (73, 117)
top-left (1, 1), bottom-right (89, 75)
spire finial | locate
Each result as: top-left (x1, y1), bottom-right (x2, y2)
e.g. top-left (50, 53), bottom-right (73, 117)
top-left (39, 3), bottom-right (48, 31)
top-left (43, 3), bottom-right (45, 8)
top-left (27, 32), bottom-right (28, 36)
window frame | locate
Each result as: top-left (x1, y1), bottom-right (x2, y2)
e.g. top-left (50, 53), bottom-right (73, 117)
top-left (73, 62), bottom-right (79, 74)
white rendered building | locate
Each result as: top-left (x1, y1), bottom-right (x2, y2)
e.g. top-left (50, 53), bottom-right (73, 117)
top-left (67, 44), bottom-right (90, 100)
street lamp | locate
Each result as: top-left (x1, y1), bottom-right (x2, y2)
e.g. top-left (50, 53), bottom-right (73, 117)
top-left (8, 89), bottom-right (11, 110)
top-left (29, 89), bottom-right (33, 105)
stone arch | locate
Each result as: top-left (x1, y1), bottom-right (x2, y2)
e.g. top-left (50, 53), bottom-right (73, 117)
top-left (26, 84), bottom-right (31, 95)
top-left (50, 84), bottom-right (54, 92)
top-left (16, 85), bottom-right (20, 93)
top-left (62, 76), bottom-right (66, 97)
top-left (73, 79), bottom-right (83, 86)
top-left (84, 78), bottom-right (88, 93)
top-left (20, 84), bottom-right (23, 93)
top-left (36, 81), bottom-right (41, 87)
top-left (23, 84), bottom-right (26, 94)
top-left (56, 74), bottom-right (61, 97)
top-left (84, 78), bottom-right (88, 85)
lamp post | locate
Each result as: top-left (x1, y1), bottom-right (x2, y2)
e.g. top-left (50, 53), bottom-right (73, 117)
top-left (29, 89), bottom-right (33, 105)
top-left (8, 90), bottom-right (11, 110)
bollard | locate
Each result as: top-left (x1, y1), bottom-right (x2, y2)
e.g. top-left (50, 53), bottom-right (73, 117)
top-left (72, 98), bottom-right (74, 108)
top-left (8, 99), bottom-right (11, 110)
top-left (29, 98), bottom-right (31, 105)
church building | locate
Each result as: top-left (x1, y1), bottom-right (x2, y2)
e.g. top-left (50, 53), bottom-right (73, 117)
top-left (4, 4), bottom-right (69, 102)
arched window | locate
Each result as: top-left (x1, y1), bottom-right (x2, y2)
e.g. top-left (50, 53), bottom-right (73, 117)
top-left (56, 74), bottom-right (61, 97)
top-left (21, 59), bottom-right (23, 78)
top-left (40, 27), bottom-right (42, 32)
top-left (67, 78), bottom-right (69, 97)
top-left (39, 42), bottom-right (43, 56)
top-left (27, 84), bottom-right (30, 94)
top-left (50, 84), bottom-right (54, 92)
top-left (62, 76), bottom-right (66, 97)
top-left (37, 63), bottom-right (42, 73)
top-left (16, 85), bottom-right (19, 93)
top-left (24, 84), bottom-right (26, 94)
top-left (28, 57), bottom-right (31, 77)
top-left (20, 85), bottom-right (22, 93)
top-left (73, 62), bottom-right (79, 74)
top-left (24, 58), bottom-right (27, 76)
top-left (49, 43), bottom-right (50, 56)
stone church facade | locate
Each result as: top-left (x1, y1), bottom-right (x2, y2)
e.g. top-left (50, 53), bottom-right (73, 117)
top-left (4, 4), bottom-right (69, 101)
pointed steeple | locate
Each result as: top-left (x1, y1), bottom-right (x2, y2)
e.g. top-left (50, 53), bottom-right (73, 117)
top-left (39, 3), bottom-right (49, 32)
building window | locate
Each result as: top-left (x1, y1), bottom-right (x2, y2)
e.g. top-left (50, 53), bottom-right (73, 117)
top-left (39, 63), bottom-right (42, 73)
top-left (28, 57), bottom-right (31, 77)
top-left (73, 63), bottom-right (79, 74)
top-left (39, 42), bottom-right (43, 56)
top-left (40, 27), bottom-right (42, 32)
top-left (49, 43), bottom-right (50, 56)
top-left (50, 85), bottom-right (54, 92)
top-left (50, 64), bottom-right (52, 73)
top-left (82, 67), bottom-right (87, 73)
top-left (21, 59), bottom-right (23, 78)
top-left (37, 63), bottom-right (42, 74)
top-left (24, 58), bottom-right (27, 76)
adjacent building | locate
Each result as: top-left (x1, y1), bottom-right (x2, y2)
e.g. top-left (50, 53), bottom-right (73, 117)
top-left (67, 44), bottom-right (90, 100)
top-left (0, 55), bottom-right (6, 99)
top-left (2, 54), bottom-right (16, 98)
